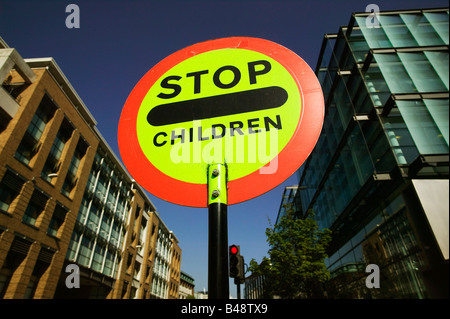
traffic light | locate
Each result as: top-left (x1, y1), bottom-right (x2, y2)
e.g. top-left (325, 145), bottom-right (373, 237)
top-left (229, 245), bottom-right (239, 278)
top-left (229, 245), bottom-right (244, 279)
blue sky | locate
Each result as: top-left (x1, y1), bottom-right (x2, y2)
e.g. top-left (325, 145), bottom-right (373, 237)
top-left (1, 0), bottom-right (446, 298)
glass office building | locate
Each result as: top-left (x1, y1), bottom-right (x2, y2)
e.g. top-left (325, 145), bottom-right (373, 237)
top-left (295, 8), bottom-right (448, 298)
top-left (274, 186), bottom-right (299, 225)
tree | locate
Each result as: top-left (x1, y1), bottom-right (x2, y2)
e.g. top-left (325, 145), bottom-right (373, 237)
top-left (249, 206), bottom-right (332, 298)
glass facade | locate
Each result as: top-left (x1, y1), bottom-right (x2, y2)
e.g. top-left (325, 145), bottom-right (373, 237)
top-left (356, 11), bottom-right (448, 49)
top-left (325, 193), bottom-right (428, 298)
top-left (295, 8), bottom-right (449, 298)
top-left (275, 186), bottom-right (299, 224)
top-left (66, 150), bottom-right (131, 279)
top-left (150, 227), bottom-right (173, 299)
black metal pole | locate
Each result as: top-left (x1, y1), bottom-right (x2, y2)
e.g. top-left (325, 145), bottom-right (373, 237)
top-left (237, 282), bottom-right (241, 299)
top-left (208, 202), bottom-right (229, 299)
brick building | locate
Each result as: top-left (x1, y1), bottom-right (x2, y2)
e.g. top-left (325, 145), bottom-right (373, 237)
top-left (0, 37), bottom-right (181, 299)
top-left (179, 271), bottom-right (195, 299)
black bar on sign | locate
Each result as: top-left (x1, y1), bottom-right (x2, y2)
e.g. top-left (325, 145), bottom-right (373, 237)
top-left (147, 86), bottom-right (288, 126)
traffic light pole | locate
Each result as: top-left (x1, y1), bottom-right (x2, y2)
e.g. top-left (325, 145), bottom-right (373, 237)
top-left (235, 278), bottom-right (241, 299)
top-left (207, 164), bottom-right (229, 299)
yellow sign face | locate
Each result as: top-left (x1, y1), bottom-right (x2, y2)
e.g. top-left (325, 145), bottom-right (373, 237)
top-left (119, 37), bottom-right (324, 207)
top-left (136, 48), bottom-right (301, 184)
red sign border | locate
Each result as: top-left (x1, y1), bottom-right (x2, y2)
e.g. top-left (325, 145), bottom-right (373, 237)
top-left (118, 37), bottom-right (324, 207)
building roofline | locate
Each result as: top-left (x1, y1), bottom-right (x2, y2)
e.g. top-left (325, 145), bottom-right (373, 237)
top-left (132, 181), bottom-right (157, 212)
top-left (20, 56), bottom-right (158, 212)
top-left (315, 6), bottom-right (449, 75)
top-left (352, 6), bottom-right (448, 17)
top-left (24, 57), bottom-right (98, 127)
top-left (181, 271), bottom-right (195, 280)
top-left (154, 211), bottom-right (179, 244)
top-left (0, 36), bottom-right (9, 49)
top-left (170, 230), bottom-right (180, 244)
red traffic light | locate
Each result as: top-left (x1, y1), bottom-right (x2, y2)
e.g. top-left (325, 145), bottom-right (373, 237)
top-left (229, 245), bottom-right (244, 279)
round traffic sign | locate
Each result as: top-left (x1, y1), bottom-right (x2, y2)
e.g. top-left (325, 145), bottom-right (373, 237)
top-left (118, 37), bottom-right (324, 207)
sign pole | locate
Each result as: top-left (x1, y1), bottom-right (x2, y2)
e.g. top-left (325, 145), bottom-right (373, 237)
top-left (119, 37), bottom-right (325, 299)
top-left (207, 163), bottom-right (229, 299)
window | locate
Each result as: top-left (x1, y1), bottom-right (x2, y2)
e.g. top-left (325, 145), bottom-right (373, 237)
top-left (379, 14), bottom-right (418, 47)
top-left (130, 287), bottom-right (137, 299)
top-left (401, 13), bottom-right (447, 46)
top-left (356, 12), bottom-right (449, 49)
top-left (398, 52), bottom-right (448, 93)
top-left (0, 170), bottom-right (25, 213)
top-left (134, 261), bottom-right (141, 279)
top-left (95, 175), bottom-right (108, 201)
top-left (396, 99), bottom-right (449, 155)
top-left (77, 198), bottom-right (89, 224)
top-left (382, 109), bottom-right (418, 165)
top-left (41, 118), bottom-right (73, 183)
top-left (66, 231), bottom-right (81, 261)
top-left (103, 250), bottom-right (114, 276)
top-left (424, 51), bottom-right (449, 90)
top-left (1, 74), bottom-right (29, 100)
top-left (47, 204), bottom-right (68, 237)
top-left (24, 247), bottom-right (54, 299)
top-left (87, 204), bottom-right (101, 232)
top-left (22, 189), bottom-right (49, 227)
top-left (77, 236), bottom-right (93, 267)
top-left (110, 222), bottom-right (121, 249)
top-left (99, 214), bottom-right (111, 240)
top-left (126, 253), bottom-right (133, 274)
top-left (0, 237), bottom-right (32, 298)
top-left (0, 108), bottom-right (11, 134)
top-left (61, 155), bottom-right (80, 197)
top-left (85, 171), bottom-right (97, 195)
top-left (106, 191), bottom-right (116, 211)
top-left (423, 12), bottom-right (450, 44)
top-left (15, 95), bottom-right (56, 165)
top-left (91, 244), bottom-right (105, 272)
top-left (373, 53), bottom-right (416, 94)
top-left (138, 217), bottom-right (147, 253)
top-left (347, 26), bottom-right (370, 63)
top-left (116, 196), bottom-right (126, 220)
top-left (356, 16), bottom-right (391, 48)
top-left (373, 51), bottom-right (449, 94)
top-left (0, 270), bottom-right (10, 298)
top-left (61, 138), bottom-right (88, 197)
top-left (121, 283), bottom-right (128, 298)
top-left (424, 99), bottom-right (449, 146)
